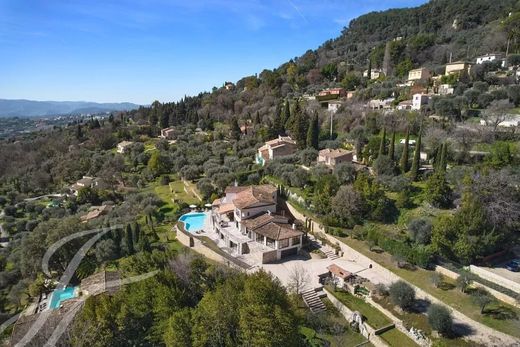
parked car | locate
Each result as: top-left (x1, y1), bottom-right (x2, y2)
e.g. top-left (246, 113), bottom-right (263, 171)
top-left (505, 260), bottom-right (520, 272)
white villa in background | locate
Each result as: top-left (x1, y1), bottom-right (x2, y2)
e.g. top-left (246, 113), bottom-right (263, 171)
top-left (412, 94), bottom-right (430, 110)
top-left (363, 68), bottom-right (382, 80)
top-left (211, 184), bottom-right (303, 263)
top-left (70, 176), bottom-right (99, 196)
top-left (116, 141), bottom-right (133, 153)
top-left (160, 127), bottom-right (175, 139)
top-left (256, 135), bottom-right (297, 166)
top-left (480, 114), bottom-right (520, 128)
top-left (317, 148), bottom-right (354, 168)
top-left (476, 53), bottom-right (505, 66)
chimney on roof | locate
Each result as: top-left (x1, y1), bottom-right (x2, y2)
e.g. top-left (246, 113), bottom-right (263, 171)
top-left (292, 223), bottom-right (296, 229)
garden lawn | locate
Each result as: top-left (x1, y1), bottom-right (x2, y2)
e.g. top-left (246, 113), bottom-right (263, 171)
top-left (379, 328), bottom-right (418, 347)
top-left (338, 237), bottom-right (520, 339)
top-left (326, 286), bottom-right (392, 329)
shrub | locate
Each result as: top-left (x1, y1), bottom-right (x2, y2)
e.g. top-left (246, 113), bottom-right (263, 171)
top-left (408, 218), bottom-right (432, 245)
top-left (431, 272), bottom-right (444, 288)
top-left (471, 288), bottom-right (492, 314)
top-left (374, 283), bottom-right (389, 297)
top-left (389, 280), bottom-right (415, 310)
top-left (427, 304), bottom-right (452, 335)
top-left (159, 175), bottom-right (170, 185)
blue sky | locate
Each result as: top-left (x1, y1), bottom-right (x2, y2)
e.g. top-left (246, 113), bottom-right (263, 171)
top-left (0, 0), bottom-right (427, 104)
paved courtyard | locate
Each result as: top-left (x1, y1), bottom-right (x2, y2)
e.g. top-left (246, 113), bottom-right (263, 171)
top-left (256, 254), bottom-right (395, 291)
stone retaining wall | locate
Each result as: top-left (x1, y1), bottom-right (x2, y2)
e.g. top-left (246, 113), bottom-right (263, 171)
top-left (469, 265), bottom-right (520, 294)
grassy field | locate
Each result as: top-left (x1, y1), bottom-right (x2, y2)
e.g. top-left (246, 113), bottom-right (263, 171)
top-left (379, 328), bottom-right (418, 347)
top-left (338, 237), bottom-right (520, 339)
top-left (326, 286), bottom-right (392, 329)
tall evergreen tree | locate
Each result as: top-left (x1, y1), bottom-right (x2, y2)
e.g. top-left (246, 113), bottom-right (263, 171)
top-left (282, 99), bottom-right (291, 127)
top-left (438, 142), bottom-right (448, 173)
top-left (75, 124), bottom-right (83, 140)
top-left (254, 111), bottom-right (261, 125)
top-left (400, 128), bottom-right (410, 173)
top-left (272, 104), bottom-right (285, 136)
top-left (367, 59), bottom-right (372, 80)
top-left (306, 112), bottom-right (319, 150)
top-left (378, 127), bottom-right (387, 157)
top-left (133, 223), bottom-right (141, 246)
top-left (389, 131), bottom-right (396, 161)
top-left (125, 224), bottom-right (134, 255)
top-left (410, 127), bottom-right (422, 181)
top-left (159, 111), bottom-right (169, 129)
top-left (290, 101), bottom-right (308, 149)
top-left (229, 116), bottom-right (241, 140)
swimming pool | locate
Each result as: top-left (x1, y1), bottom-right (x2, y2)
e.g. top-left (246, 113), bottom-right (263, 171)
top-left (49, 287), bottom-right (77, 309)
top-left (179, 212), bottom-right (207, 232)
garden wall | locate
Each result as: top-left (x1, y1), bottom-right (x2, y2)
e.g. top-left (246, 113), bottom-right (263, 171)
top-left (469, 265), bottom-right (520, 294)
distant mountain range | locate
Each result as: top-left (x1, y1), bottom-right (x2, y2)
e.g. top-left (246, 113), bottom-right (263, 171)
top-left (0, 99), bottom-right (141, 117)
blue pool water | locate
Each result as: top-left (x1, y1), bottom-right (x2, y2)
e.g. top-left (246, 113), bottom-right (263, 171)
top-left (49, 287), bottom-right (77, 309)
top-left (179, 212), bottom-right (207, 232)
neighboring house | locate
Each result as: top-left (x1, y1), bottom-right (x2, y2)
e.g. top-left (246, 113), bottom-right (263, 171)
top-left (240, 124), bottom-right (254, 135)
top-left (116, 141), bottom-right (133, 153)
top-left (476, 53), bottom-right (504, 65)
top-left (397, 100), bottom-right (413, 110)
top-left (326, 263), bottom-right (354, 288)
top-left (256, 135), bottom-right (297, 166)
top-left (327, 101), bottom-right (342, 113)
top-left (369, 98), bottom-right (395, 110)
top-left (437, 84), bottom-right (454, 95)
top-left (317, 148), bottom-right (354, 168)
top-left (160, 127), bottom-right (175, 139)
top-left (408, 67), bottom-right (431, 82)
top-left (445, 61), bottom-right (471, 75)
top-left (317, 88), bottom-right (346, 101)
top-left (70, 176), bottom-right (99, 196)
top-left (412, 94), bottom-right (430, 110)
top-left (400, 139), bottom-right (416, 145)
top-left (211, 184), bottom-right (303, 262)
top-left (80, 204), bottom-right (113, 223)
top-left (363, 69), bottom-right (382, 79)
top-left (9, 271), bottom-right (120, 346)
top-left (346, 90), bottom-right (356, 99)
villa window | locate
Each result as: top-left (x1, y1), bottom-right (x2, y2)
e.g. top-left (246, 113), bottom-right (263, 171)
top-left (292, 236), bottom-right (301, 246)
top-left (266, 238), bottom-right (275, 248)
top-left (278, 239), bottom-right (289, 249)
top-left (256, 234), bottom-right (264, 243)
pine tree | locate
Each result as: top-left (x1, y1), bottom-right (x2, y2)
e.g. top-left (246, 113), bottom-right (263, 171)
top-left (400, 128), bottom-right (410, 173)
top-left (306, 112), bottom-right (319, 149)
top-left (378, 127), bottom-right (387, 157)
top-left (389, 131), bottom-right (396, 161)
top-left (410, 127), bottom-right (422, 181)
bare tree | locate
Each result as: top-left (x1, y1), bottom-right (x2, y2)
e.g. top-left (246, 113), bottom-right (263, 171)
top-left (482, 99), bottom-right (514, 135)
top-left (288, 264), bottom-right (310, 295)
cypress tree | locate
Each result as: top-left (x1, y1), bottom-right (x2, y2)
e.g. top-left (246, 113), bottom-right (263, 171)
top-left (282, 99), bottom-right (291, 127)
top-left (125, 224), bottom-right (134, 254)
top-left (389, 131), bottom-right (396, 161)
top-left (229, 116), bottom-right (241, 140)
top-left (272, 104), bottom-right (284, 136)
top-left (400, 128), bottom-right (410, 173)
top-left (410, 127), bottom-right (422, 181)
top-left (378, 127), bottom-right (387, 157)
top-left (438, 142), bottom-right (448, 173)
top-left (367, 59), bottom-right (372, 80)
top-left (306, 112), bottom-right (319, 150)
top-left (159, 111), bottom-right (169, 129)
top-left (133, 223), bottom-right (141, 246)
top-left (76, 124), bottom-right (83, 140)
top-left (291, 101), bottom-right (308, 149)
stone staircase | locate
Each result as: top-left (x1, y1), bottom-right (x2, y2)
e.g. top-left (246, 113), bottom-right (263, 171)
top-left (323, 248), bottom-right (340, 260)
top-left (302, 288), bottom-right (327, 314)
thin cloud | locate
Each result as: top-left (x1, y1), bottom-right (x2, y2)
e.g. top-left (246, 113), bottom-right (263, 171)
top-left (286, 0), bottom-right (308, 23)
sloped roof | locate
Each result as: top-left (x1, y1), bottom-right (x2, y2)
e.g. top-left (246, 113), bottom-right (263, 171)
top-left (254, 222), bottom-right (302, 241)
top-left (232, 185), bottom-right (277, 209)
top-left (319, 148), bottom-right (353, 159)
top-left (327, 264), bottom-right (353, 280)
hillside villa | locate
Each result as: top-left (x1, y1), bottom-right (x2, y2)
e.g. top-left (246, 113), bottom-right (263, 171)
top-left (211, 184), bottom-right (304, 263)
top-left (445, 61), bottom-right (471, 75)
top-left (256, 135), bottom-right (297, 166)
top-left (116, 141), bottom-right (134, 153)
top-left (160, 127), bottom-right (175, 139)
top-left (407, 67), bottom-right (431, 82)
top-left (363, 68), bottom-right (382, 79)
top-left (69, 176), bottom-right (100, 196)
top-left (317, 148), bottom-right (354, 168)
top-left (412, 93), bottom-right (431, 110)
top-left (476, 53), bottom-right (504, 66)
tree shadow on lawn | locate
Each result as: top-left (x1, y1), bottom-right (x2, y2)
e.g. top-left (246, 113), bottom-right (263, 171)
top-left (448, 321), bottom-right (475, 339)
